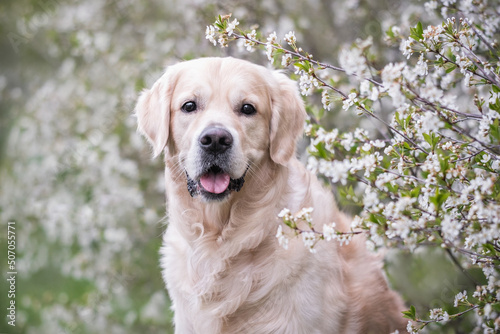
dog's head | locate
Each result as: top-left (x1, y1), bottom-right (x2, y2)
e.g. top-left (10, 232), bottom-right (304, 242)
top-left (135, 57), bottom-right (306, 201)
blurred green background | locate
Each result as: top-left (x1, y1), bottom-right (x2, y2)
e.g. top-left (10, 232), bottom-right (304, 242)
top-left (0, 0), bottom-right (482, 333)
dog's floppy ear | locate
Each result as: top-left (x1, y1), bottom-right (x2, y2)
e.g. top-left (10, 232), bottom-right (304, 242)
top-left (135, 70), bottom-right (174, 158)
top-left (269, 72), bottom-right (307, 165)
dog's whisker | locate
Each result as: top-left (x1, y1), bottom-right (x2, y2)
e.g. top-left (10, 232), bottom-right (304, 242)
top-left (246, 161), bottom-right (267, 185)
top-left (168, 157), bottom-right (187, 182)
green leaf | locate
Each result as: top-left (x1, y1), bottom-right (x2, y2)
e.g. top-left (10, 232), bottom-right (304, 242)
top-left (405, 114), bottom-right (412, 129)
top-left (410, 185), bottom-right (421, 198)
top-left (386, 182), bottom-right (399, 193)
top-left (483, 243), bottom-right (496, 256)
top-left (423, 132), bottom-right (441, 150)
top-left (444, 63), bottom-right (457, 73)
top-left (402, 305), bottom-right (417, 321)
top-left (272, 48), bottom-right (285, 65)
top-left (294, 60), bottom-right (311, 73)
top-left (313, 142), bottom-right (330, 160)
top-left (386, 27), bottom-right (395, 39)
top-left (417, 22), bottom-right (423, 37)
top-left (439, 156), bottom-right (450, 174)
top-left (430, 188), bottom-right (450, 212)
top-left (490, 118), bottom-right (500, 142)
top-left (423, 133), bottom-right (432, 147)
top-left (410, 22), bottom-right (424, 41)
top-left (394, 111), bottom-right (401, 125)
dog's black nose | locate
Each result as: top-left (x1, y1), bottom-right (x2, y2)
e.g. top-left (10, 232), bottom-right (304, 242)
top-left (199, 127), bottom-right (233, 153)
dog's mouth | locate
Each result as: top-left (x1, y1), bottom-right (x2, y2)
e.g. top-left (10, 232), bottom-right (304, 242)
top-left (186, 165), bottom-right (246, 200)
top-left (200, 165), bottom-right (230, 194)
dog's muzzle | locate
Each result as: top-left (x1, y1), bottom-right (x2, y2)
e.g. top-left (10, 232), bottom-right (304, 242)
top-left (186, 126), bottom-right (247, 201)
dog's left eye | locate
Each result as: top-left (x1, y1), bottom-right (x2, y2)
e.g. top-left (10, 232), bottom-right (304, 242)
top-left (240, 104), bottom-right (256, 115)
top-left (182, 101), bottom-right (197, 113)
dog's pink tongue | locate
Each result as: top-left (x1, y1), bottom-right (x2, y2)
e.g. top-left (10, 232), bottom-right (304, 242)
top-left (200, 172), bottom-right (230, 194)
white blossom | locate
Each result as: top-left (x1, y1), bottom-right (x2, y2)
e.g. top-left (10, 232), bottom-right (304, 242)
top-left (420, 81), bottom-right (443, 102)
top-left (265, 31), bottom-right (278, 61)
top-left (453, 290), bottom-right (468, 307)
top-left (218, 34), bottom-right (228, 47)
top-left (424, 1), bottom-right (438, 14)
top-left (402, 65), bottom-right (418, 83)
top-left (422, 152), bottom-right (441, 175)
top-left (323, 223), bottom-right (336, 241)
top-left (244, 29), bottom-right (257, 51)
top-left (336, 233), bottom-right (353, 246)
top-left (382, 62), bottom-right (406, 107)
top-left (415, 112), bottom-right (444, 140)
top-left (415, 54), bottom-right (429, 76)
top-left (339, 47), bottom-right (368, 78)
top-left (407, 321), bottom-right (419, 334)
top-left (284, 31), bottom-right (296, 45)
top-left (360, 80), bottom-right (370, 96)
top-left (352, 152), bottom-right (382, 177)
top-left (354, 128), bottom-right (368, 140)
top-left (429, 308), bottom-right (449, 322)
top-left (456, 54), bottom-right (473, 75)
top-left (481, 154), bottom-right (491, 164)
top-left (400, 38), bottom-right (414, 59)
top-left (423, 24), bottom-right (444, 43)
top-left (278, 208), bottom-right (292, 220)
top-left (205, 25), bottom-right (217, 46)
top-left (307, 156), bottom-right (319, 173)
top-left (382, 62), bottom-right (405, 83)
top-left (299, 72), bottom-right (319, 96)
top-left (327, 159), bottom-right (351, 185)
top-left (340, 132), bottom-right (355, 151)
top-left (372, 140), bottom-right (386, 148)
top-left (342, 92), bottom-right (358, 110)
top-left (492, 160), bottom-right (500, 171)
top-left (484, 303), bottom-right (494, 319)
top-left (364, 186), bottom-right (380, 209)
top-left (368, 86), bottom-right (379, 101)
top-left (322, 90), bottom-right (332, 111)
top-left (296, 207), bottom-right (314, 223)
top-left (351, 216), bottom-right (363, 229)
top-left (361, 142), bottom-right (372, 151)
top-left (226, 18), bottom-right (239, 36)
top-left (441, 212), bottom-right (463, 242)
top-left (302, 231), bottom-right (317, 253)
top-left (281, 53), bottom-right (292, 67)
top-left (375, 172), bottom-right (398, 191)
top-left (267, 31), bottom-right (278, 44)
top-left (360, 81), bottom-right (379, 101)
top-left (276, 225), bottom-right (289, 250)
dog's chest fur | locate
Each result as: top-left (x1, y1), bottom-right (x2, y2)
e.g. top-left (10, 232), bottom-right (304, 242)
top-left (162, 223), bottom-right (345, 334)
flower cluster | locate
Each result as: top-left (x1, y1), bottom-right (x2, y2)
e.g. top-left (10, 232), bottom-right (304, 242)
top-left (276, 207), bottom-right (358, 253)
top-left (207, 4), bottom-right (500, 331)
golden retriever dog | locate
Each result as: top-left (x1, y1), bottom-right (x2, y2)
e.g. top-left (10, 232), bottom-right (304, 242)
top-left (135, 57), bottom-right (407, 333)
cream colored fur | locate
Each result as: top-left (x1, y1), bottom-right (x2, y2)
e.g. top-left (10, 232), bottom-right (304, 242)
top-left (135, 57), bottom-right (408, 333)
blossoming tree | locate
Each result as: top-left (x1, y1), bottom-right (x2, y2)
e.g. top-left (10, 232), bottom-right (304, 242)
top-left (207, 2), bottom-right (500, 332)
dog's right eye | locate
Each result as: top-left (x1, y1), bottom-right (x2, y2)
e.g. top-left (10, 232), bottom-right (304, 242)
top-left (240, 104), bottom-right (256, 116)
top-left (182, 101), bottom-right (197, 113)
